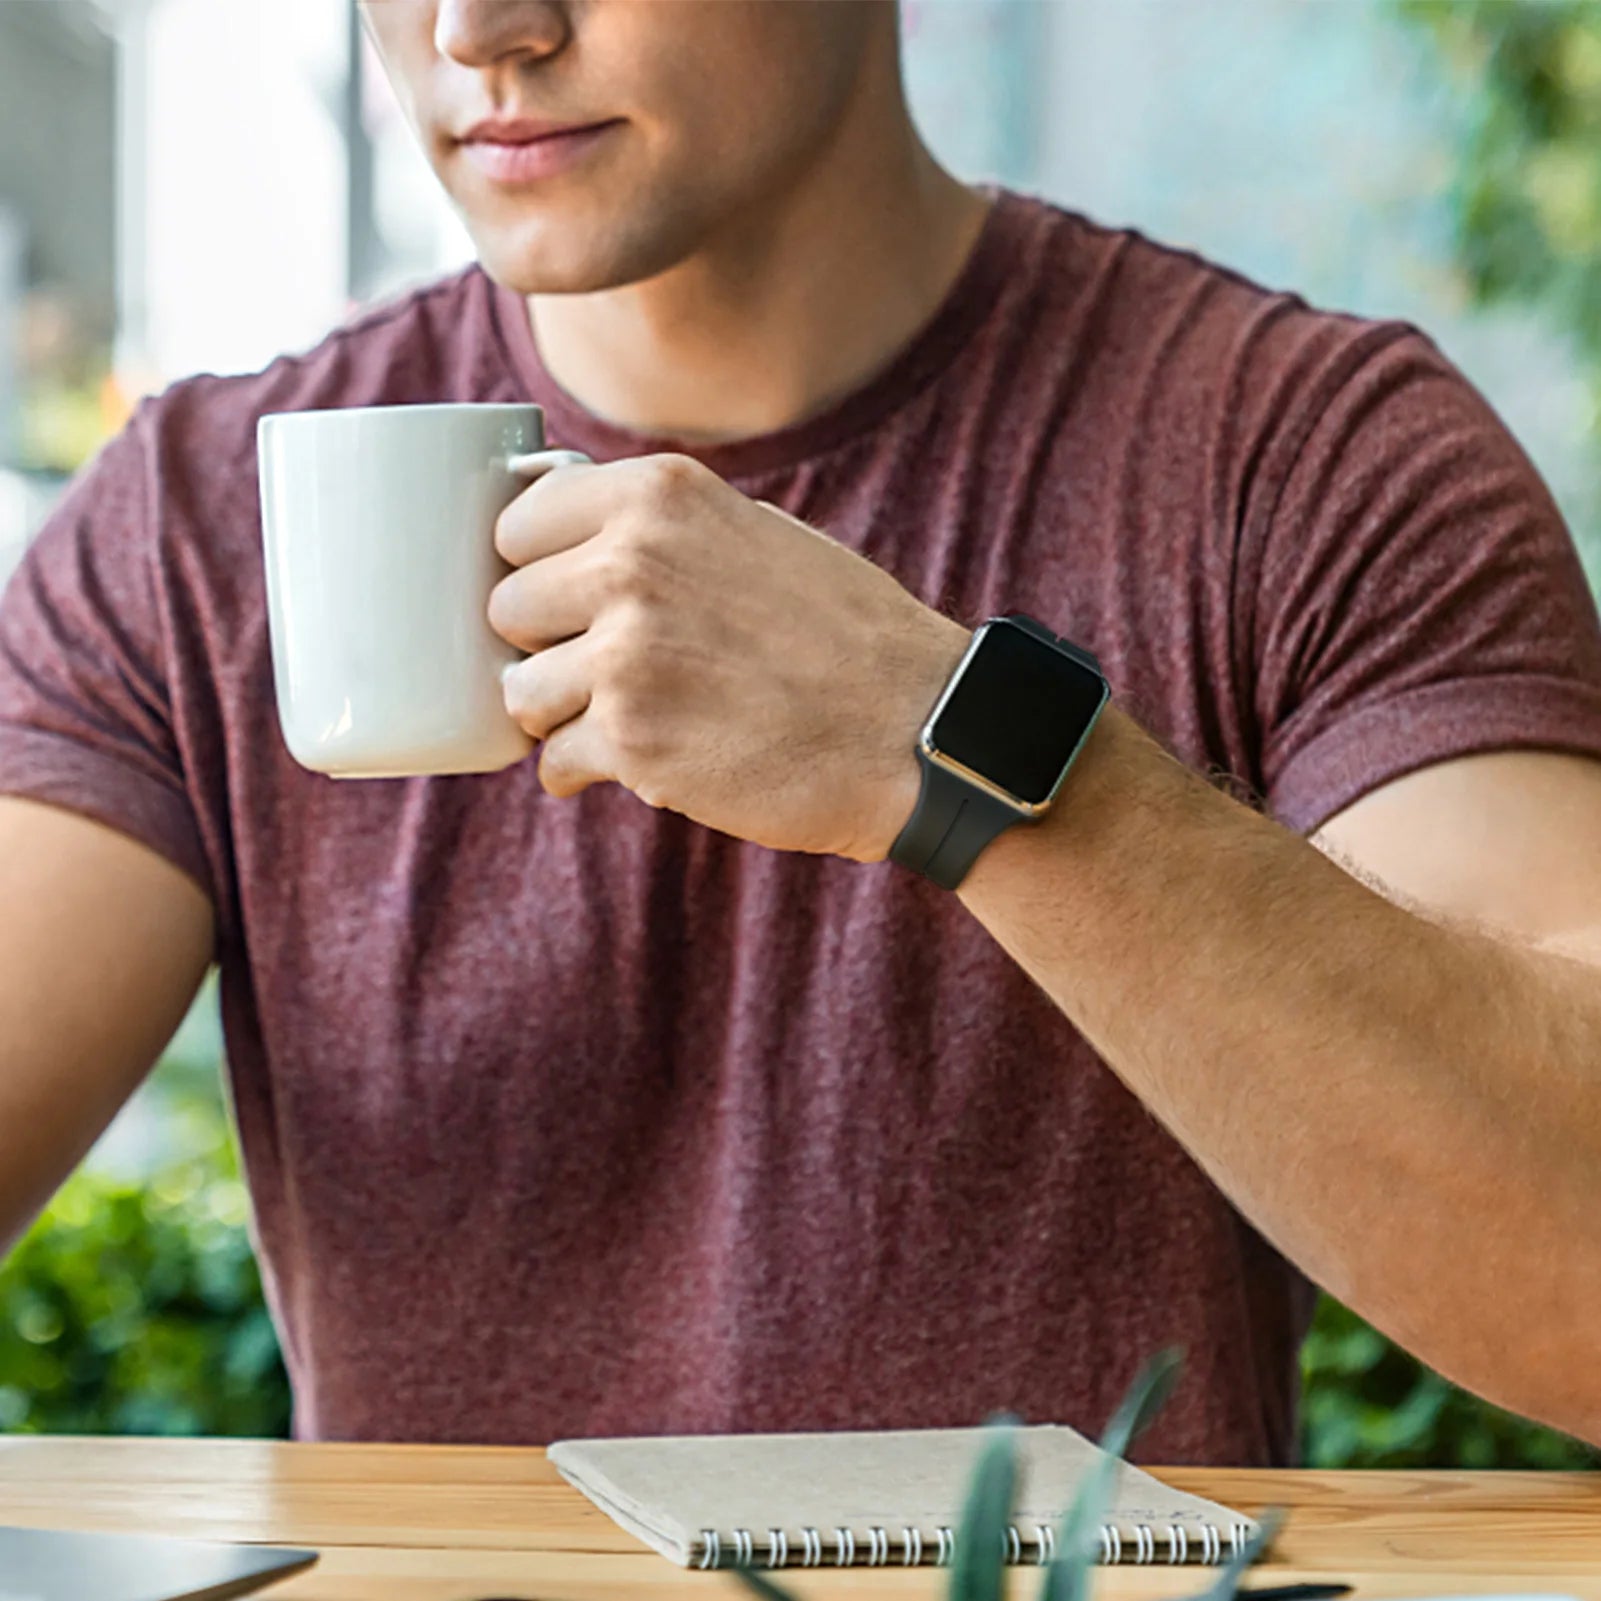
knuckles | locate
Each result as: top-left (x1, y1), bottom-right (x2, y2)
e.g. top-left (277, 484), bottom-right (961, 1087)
top-left (631, 451), bottom-right (711, 515)
top-left (589, 625), bottom-right (668, 775)
top-left (601, 694), bottom-right (667, 766)
top-left (593, 635), bottom-right (658, 731)
top-left (588, 531), bottom-right (660, 604)
top-left (590, 509), bottom-right (680, 606)
top-left (590, 608), bottom-right (653, 690)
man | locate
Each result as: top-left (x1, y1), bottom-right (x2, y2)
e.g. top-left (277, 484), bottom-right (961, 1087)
top-left (2, 0), bottom-right (1600, 1466)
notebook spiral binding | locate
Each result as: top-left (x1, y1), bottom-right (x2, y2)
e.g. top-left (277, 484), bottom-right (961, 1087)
top-left (695, 1518), bottom-right (1253, 1570)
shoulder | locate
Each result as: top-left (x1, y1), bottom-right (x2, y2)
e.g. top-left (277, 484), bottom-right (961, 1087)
top-left (992, 189), bottom-right (1439, 439)
top-left (1000, 190), bottom-right (1412, 359)
top-left (979, 191), bottom-right (1510, 583)
top-left (137, 264), bottom-right (508, 454)
top-left (112, 265), bottom-right (515, 564)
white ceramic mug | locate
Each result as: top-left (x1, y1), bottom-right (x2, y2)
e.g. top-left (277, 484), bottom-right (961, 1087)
top-left (257, 402), bottom-right (584, 779)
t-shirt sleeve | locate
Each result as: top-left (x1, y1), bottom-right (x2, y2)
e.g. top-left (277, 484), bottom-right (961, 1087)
top-left (1253, 326), bottom-right (1601, 835)
top-left (0, 406), bottom-right (214, 899)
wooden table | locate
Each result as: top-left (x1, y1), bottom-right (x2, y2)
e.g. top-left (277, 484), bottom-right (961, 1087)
top-left (0, 1438), bottom-right (1597, 1601)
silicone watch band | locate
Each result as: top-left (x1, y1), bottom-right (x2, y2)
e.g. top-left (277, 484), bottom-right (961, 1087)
top-left (1007, 613), bottom-right (1102, 675)
top-left (888, 615), bottom-right (1105, 891)
top-left (891, 760), bottom-right (1026, 891)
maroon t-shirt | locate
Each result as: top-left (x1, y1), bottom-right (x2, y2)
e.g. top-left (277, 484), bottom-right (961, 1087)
top-left (6, 193), bottom-right (1601, 1464)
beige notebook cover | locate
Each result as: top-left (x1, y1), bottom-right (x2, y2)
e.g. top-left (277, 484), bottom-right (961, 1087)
top-left (550, 1425), bottom-right (1257, 1570)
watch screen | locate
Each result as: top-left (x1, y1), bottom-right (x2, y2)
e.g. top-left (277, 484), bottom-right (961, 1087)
top-left (929, 621), bottom-right (1106, 805)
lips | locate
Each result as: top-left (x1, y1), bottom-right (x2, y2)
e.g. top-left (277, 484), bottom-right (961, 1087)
top-left (455, 117), bottom-right (623, 184)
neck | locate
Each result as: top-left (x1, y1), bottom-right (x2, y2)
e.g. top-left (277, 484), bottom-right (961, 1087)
top-left (525, 83), bottom-right (989, 444)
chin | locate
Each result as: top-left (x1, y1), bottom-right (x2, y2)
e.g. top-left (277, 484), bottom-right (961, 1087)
top-left (458, 185), bottom-right (724, 298)
top-left (472, 233), bottom-right (636, 296)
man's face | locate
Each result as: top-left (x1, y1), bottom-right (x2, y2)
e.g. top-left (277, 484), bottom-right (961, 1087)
top-left (362, 0), bottom-right (886, 295)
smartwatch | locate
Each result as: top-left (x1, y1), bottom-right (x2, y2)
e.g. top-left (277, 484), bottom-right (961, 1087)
top-left (888, 614), bottom-right (1109, 890)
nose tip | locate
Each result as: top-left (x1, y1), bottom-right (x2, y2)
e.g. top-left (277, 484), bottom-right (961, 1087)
top-left (434, 0), bottom-right (568, 67)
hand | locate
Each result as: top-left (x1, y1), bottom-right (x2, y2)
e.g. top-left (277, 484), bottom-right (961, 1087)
top-left (488, 453), bottom-right (970, 860)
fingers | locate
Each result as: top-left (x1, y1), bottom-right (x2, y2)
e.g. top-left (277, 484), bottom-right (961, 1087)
top-left (537, 716), bottom-right (611, 799)
top-left (494, 457), bottom-right (615, 567)
top-left (489, 451), bottom-right (708, 648)
top-left (501, 634), bottom-right (593, 743)
top-left (488, 539), bottom-right (605, 651)
top-left (494, 452), bottom-right (712, 568)
top-left (502, 636), bottom-right (612, 797)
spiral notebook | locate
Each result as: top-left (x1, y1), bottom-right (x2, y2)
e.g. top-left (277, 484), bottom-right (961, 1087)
top-left (549, 1424), bottom-right (1258, 1570)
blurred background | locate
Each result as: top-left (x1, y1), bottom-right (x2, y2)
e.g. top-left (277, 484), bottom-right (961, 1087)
top-left (1, 0), bottom-right (1598, 1467)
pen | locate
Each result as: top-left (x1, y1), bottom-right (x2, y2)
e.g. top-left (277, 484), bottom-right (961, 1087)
top-left (1237, 1586), bottom-right (1353, 1601)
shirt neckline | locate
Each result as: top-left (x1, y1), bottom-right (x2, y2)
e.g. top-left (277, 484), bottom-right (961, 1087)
top-left (486, 188), bottom-right (1028, 482)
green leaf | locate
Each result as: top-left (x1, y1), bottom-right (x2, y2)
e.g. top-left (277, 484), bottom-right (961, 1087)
top-left (0, 1047), bottom-right (293, 1441)
top-left (1186, 1506), bottom-right (1284, 1601)
top-left (728, 1565), bottom-right (802, 1601)
top-left (1043, 1348), bottom-right (1183, 1601)
top-left (947, 1419), bottom-right (1019, 1601)
top-left (1097, 1347), bottom-right (1184, 1464)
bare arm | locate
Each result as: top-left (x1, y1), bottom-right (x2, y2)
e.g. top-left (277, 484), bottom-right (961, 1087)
top-left (954, 708), bottom-right (1601, 1443)
top-left (0, 798), bottom-right (214, 1257)
top-left (475, 447), bottom-right (1601, 1436)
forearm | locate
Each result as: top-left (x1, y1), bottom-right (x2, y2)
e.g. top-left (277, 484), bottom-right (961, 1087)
top-left (957, 708), bottom-right (1601, 1440)
top-left (0, 801), bottom-right (213, 1258)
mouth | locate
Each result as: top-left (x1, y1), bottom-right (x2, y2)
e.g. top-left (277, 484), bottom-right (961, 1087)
top-left (453, 116), bottom-right (625, 184)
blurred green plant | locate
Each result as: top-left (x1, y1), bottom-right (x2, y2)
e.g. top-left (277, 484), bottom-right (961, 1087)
top-left (1401, 1), bottom-right (1601, 418)
top-left (0, 1064), bottom-right (289, 1439)
top-left (1301, 1296), bottom-right (1596, 1469)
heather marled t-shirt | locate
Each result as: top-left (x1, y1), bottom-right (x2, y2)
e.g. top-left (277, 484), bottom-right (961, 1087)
top-left (5, 193), bottom-right (1601, 1465)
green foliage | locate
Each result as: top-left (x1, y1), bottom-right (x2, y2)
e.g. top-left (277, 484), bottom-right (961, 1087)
top-left (1401, 2), bottom-right (1601, 391)
top-left (950, 1423), bottom-right (1019, 1601)
top-left (0, 1083), bottom-right (290, 1439)
top-left (1046, 1349), bottom-right (1182, 1601)
top-left (1300, 1294), bottom-right (1597, 1470)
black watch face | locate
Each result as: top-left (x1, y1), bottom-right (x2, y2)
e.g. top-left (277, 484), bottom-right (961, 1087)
top-left (927, 620), bottom-right (1107, 805)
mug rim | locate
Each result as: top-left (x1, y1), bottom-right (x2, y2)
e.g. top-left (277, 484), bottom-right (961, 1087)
top-left (258, 401), bottom-right (544, 430)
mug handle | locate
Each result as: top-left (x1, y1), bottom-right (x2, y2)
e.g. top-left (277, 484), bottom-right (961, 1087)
top-left (507, 447), bottom-right (592, 477)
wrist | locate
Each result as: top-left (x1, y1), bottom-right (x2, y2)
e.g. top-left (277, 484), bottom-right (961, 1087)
top-left (846, 610), bottom-right (972, 864)
top-left (952, 706), bottom-right (1156, 903)
top-left (871, 612), bottom-right (1113, 887)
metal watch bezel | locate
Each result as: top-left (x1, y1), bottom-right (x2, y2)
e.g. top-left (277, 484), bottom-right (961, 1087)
top-left (916, 617), bottom-right (1109, 818)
